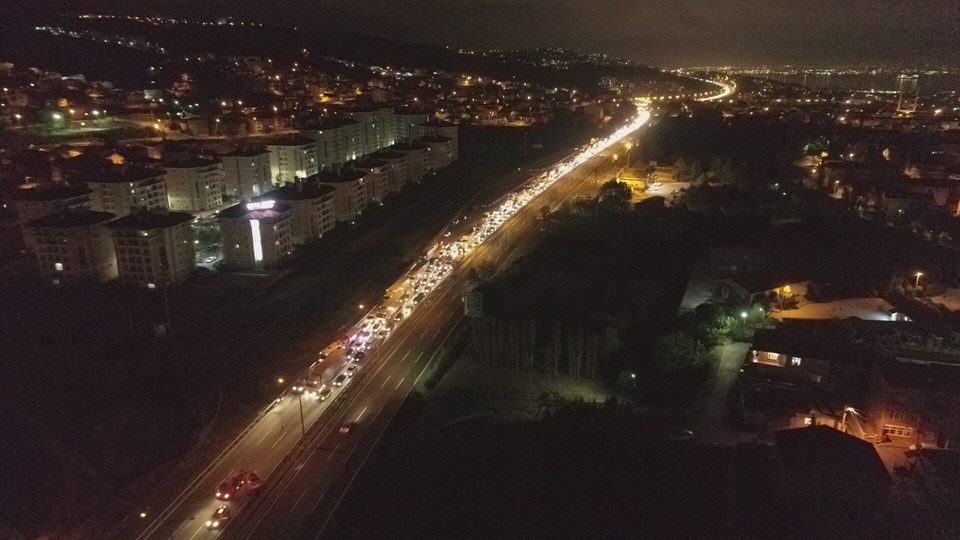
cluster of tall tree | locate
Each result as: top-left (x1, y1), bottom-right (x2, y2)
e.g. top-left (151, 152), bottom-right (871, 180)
top-left (469, 317), bottom-right (615, 380)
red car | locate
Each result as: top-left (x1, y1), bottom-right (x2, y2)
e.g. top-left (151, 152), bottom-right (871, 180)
top-left (215, 469), bottom-right (262, 501)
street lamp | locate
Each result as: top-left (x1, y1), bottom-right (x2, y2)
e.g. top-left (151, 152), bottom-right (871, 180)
top-left (914, 271), bottom-right (923, 288)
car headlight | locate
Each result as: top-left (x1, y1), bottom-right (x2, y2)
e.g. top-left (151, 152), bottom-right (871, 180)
top-left (212, 521), bottom-right (220, 528)
top-left (205, 520), bottom-right (213, 527)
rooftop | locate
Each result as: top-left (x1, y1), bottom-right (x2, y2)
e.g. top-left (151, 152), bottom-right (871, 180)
top-left (160, 157), bottom-right (222, 169)
top-left (420, 135), bottom-right (452, 143)
top-left (26, 209), bottom-right (115, 228)
top-left (301, 118), bottom-right (345, 131)
top-left (265, 135), bottom-right (318, 147)
top-left (350, 159), bottom-right (389, 169)
top-left (374, 149), bottom-right (412, 160)
top-left (221, 147), bottom-right (270, 158)
top-left (774, 425), bottom-right (890, 485)
top-left (876, 358), bottom-right (960, 396)
top-left (316, 169), bottom-right (367, 184)
top-left (389, 142), bottom-right (427, 152)
top-left (3, 182), bottom-right (91, 202)
top-left (218, 201), bottom-right (293, 221)
top-left (106, 210), bottom-right (193, 230)
top-left (76, 164), bottom-right (165, 184)
top-left (751, 328), bottom-right (881, 367)
top-left (262, 180), bottom-right (335, 201)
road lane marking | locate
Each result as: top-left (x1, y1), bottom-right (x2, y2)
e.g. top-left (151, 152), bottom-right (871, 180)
top-left (327, 442), bottom-right (341, 462)
top-left (400, 351), bottom-right (411, 363)
top-left (356, 406), bottom-right (368, 422)
top-left (414, 352), bottom-right (424, 364)
top-left (271, 430), bottom-right (287, 449)
top-left (380, 375), bottom-right (392, 389)
top-left (187, 524), bottom-right (203, 540)
top-left (312, 321), bottom-right (464, 539)
top-left (255, 428), bottom-right (271, 446)
top-left (292, 487), bottom-right (310, 511)
top-left (395, 377), bottom-right (405, 390)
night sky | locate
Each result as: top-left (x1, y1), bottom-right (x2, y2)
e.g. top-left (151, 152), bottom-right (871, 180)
top-left (11, 0), bottom-right (960, 67)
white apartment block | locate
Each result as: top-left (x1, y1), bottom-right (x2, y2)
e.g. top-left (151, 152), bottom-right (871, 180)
top-left (221, 147), bottom-right (272, 201)
top-left (219, 201), bottom-right (294, 269)
top-left (266, 136), bottom-right (319, 185)
top-left (316, 170), bottom-right (369, 222)
top-left (163, 158), bottom-right (226, 212)
top-left (82, 165), bottom-right (168, 217)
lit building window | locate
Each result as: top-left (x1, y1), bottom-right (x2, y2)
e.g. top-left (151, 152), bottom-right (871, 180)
top-left (766, 352), bottom-right (779, 360)
top-left (791, 356), bottom-right (802, 366)
top-left (54, 262), bottom-right (63, 271)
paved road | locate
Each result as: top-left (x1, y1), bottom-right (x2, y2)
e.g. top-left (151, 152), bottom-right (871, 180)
top-left (134, 114), bottom-right (648, 540)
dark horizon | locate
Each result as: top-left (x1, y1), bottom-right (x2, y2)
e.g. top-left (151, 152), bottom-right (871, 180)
top-left (6, 0), bottom-right (960, 68)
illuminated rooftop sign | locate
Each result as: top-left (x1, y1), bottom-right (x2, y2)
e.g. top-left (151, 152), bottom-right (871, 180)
top-left (246, 200), bottom-right (275, 211)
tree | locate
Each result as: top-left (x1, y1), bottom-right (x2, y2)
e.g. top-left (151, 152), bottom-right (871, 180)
top-left (597, 180), bottom-right (631, 212)
top-left (653, 332), bottom-right (714, 374)
top-left (646, 331), bottom-right (716, 402)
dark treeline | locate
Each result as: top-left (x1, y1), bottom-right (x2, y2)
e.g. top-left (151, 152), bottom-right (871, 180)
top-left (470, 184), bottom-right (698, 388)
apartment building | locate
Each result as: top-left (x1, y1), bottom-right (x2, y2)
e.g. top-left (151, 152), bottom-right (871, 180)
top-left (420, 119), bottom-right (459, 160)
top-left (107, 210), bottom-right (195, 287)
top-left (421, 134), bottom-right (455, 171)
top-left (349, 159), bottom-right (390, 203)
top-left (266, 136), bottom-right (319, 184)
top-left (258, 179), bottom-right (336, 244)
top-left (219, 200), bottom-right (294, 269)
top-left (2, 182), bottom-right (92, 224)
top-left (388, 143), bottom-right (427, 182)
top-left (221, 147), bottom-right (272, 201)
top-left (370, 150), bottom-right (412, 192)
top-left (22, 209), bottom-right (118, 284)
top-left (316, 169), bottom-right (369, 221)
top-left (162, 157), bottom-right (226, 212)
top-left (81, 165), bottom-right (168, 217)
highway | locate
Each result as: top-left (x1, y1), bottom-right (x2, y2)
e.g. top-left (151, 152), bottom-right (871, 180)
top-left (133, 109), bottom-right (650, 540)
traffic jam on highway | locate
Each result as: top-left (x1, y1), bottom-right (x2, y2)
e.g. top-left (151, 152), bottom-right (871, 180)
top-left (193, 106), bottom-right (651, 533)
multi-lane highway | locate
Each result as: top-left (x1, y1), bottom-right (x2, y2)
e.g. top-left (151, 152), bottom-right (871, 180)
top-left (133, 109), bottom-right (652, 540)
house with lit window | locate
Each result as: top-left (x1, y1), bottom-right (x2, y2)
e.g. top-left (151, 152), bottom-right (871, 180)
top-left (866, 358), bottom-right (960, 448)
top-left (219, 200), bottom-right (293, 270)
top-left (748, 328), bottom-right (878, 387)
